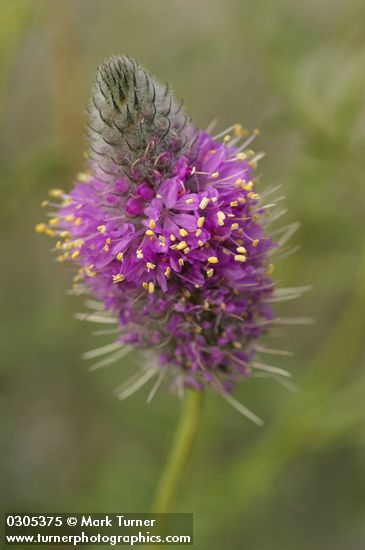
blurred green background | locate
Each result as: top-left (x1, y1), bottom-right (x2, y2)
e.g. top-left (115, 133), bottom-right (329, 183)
top-left (1, 0), bottom-right (365, 548)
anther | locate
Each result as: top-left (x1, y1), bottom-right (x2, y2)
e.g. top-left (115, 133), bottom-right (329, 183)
top-left (199, 197), bottom-right (210, 210)
top-left (175, 241), bottom-right (187, 250)
top-left (112, 274), bottom-right (124, 284)
top-left (35, 223), bottom-right (47, 233)
top-left (48, 188), bottom-right (64, 198)
top-left (217, 211), bottom-right (226, 226)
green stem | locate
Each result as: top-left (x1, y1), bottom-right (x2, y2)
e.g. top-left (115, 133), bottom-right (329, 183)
top-left (152, 388), bottom-right (204, 514)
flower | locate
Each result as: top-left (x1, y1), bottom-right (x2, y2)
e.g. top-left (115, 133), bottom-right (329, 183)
top-left (37, 56), bottom-right (299, 416)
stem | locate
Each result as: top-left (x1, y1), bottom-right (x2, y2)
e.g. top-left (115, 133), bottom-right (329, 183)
top-left (152, 388), bottom-right (204, 514)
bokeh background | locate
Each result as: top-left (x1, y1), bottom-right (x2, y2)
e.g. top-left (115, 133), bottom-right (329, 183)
top-left (1, 1), bottom-right (365, 548)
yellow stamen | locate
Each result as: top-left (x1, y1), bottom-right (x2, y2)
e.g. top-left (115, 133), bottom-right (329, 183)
top-left (117, 252), bottom-right (124, 261)
top-left (148, 219), bottom-right (156, 229)
top-left (145, 229), bottom-right (154, 237)
top-left (207, 268), bottom-right (214, 278)
top-left (178, 258), bottom-right (184, 267)
top-left (223, 135), bottom-right (231, 143)
top-left (136, 249), bottom-right (143, 259)
top-left (217, 211), bottom-right (226, 226)
top-left (56, 254), bottom-right (68, 262)
top-left (71, 250), bottom-right (80, 259)
top-left (77, 172), bottom-right (92, 182)
top-left (197, 216), bottom-right (205, 228)
top-left (195, 229), bottom-right (202, 237)
top-left (252, 239), bottom-right (259, 247)
top-left (170, 234), bottom-right (176, 242)
top-left (211, 171), bottom-right (219, 178)
top-left (185, 198), bottom-right (194, 204)
top-left (48, 188), bottom-right (64, 198)
top-left (179, 228), bottom-right (188, 237)
top-left (97, 225), bottom-right (106, 234)
top-left (35, 223), bottom-right (47, 233)
top-left (85, 265), bottom-right (96, 278)
top-left (234, 255), bottom-right (247, 262)
top-left (74, 217), bottom-right (83, 226)
top-left (176, 240), bottom-right (187, 250)
top-left (142, 282), bottom-right (148, 289)
top-left (207, 256), bottom-right (218, 264)
top-left (148, 281), bottom-right (155, 294)
top-left (234, 124), bottom-right (243, 137)
top-left (236, 246), bottom-right (247, 254)
top-left (164, 266), bottom-right (171, 277)
top-left (231, 223), bottom-right (239, 230)
top-left (183, 247), bottom-right (190, 254)
top-left (41, 200), bottom-right (49, 208)
top-left (230, 201), bottom-right (238, 207)
top-left (199, 197), bottom-right (210, 210)
top-left (146, 262), bottom-right (156, 271)
top-left (112, 274), bottom-right (124, 284)
top-left (242, 181), bottom-right (253, 191)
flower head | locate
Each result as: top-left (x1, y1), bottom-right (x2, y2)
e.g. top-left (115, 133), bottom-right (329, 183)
top-left (37, 56), bottom-right (298, 413)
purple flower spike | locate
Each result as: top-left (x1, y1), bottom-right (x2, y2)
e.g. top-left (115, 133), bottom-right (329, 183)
top-left (37, 56), bottom-right (301, 418)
